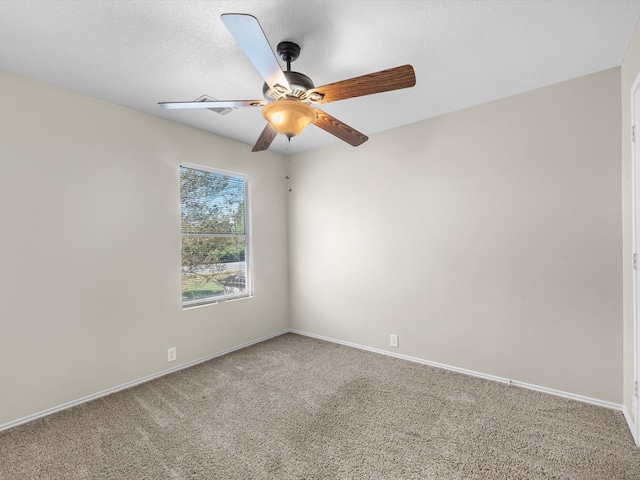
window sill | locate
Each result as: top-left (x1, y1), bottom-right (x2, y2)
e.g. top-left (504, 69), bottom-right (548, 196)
top-left (182, 293), bottom-right (253, 310)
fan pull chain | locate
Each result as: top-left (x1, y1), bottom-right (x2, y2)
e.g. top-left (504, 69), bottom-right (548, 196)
top-left (285, 137), bottom-right (292, 192)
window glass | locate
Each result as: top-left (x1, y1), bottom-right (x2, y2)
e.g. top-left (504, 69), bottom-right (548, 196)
top-left (180, 165), bottom-right (250, 307)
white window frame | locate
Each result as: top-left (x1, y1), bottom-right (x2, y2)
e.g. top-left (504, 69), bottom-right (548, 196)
top-left (180, 162), bottom-right (252, 308)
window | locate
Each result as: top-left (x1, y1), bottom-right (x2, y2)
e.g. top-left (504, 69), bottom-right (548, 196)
top-left (180, 164), bottom-right (251, 307)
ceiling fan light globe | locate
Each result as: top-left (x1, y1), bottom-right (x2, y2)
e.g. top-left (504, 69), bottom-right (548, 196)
top-left (262, 100), bottom-right (316, 137)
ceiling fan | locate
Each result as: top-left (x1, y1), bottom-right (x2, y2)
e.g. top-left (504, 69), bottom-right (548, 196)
top-left (159, 13), bottom-right (416, 152)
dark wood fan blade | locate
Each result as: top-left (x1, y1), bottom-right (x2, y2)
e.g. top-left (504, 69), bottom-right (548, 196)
top-left (159, 100), bottom-right (265, 109)
top-left (252, 122), bottom-right (278, 152)
top-left (312, 109), bottom-right (368, 146)
top-left (221, 13), bottom-right (290, 92)
top-left (308, 64), bottom-right (416, 104)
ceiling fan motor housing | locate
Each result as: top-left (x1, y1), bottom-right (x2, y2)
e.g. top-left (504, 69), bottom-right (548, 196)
top-left (261, 41), bottom-right (315, 101)
top-left (263, 70), bottom-right (315, 101)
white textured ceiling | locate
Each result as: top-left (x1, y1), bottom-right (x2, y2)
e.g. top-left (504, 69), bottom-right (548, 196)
top-left (1, 0), bottom-right (639, 155)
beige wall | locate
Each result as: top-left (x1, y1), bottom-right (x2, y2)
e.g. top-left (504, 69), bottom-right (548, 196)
top-left (289, 68), bottom-right (623, 403)
top-left (622, 18), bottom-right (640, 425)
top-left (0, 60), bottom-right (628, 427)
top-left (0, 70), bottom-right (290, 426)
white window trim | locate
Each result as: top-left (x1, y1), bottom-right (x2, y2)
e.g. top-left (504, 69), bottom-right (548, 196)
top-left (180, 162), bottom-right (253, 308)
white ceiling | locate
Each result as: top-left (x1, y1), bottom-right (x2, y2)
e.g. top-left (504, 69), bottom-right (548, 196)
top-left (1, 0), bottom-right (639, 155)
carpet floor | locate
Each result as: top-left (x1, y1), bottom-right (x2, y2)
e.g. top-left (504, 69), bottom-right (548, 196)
top-left (1, 333), bottom-right (639, 479)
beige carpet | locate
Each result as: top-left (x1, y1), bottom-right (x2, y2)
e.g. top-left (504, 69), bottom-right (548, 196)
top-left (1, 333), bottom-right (639, 479)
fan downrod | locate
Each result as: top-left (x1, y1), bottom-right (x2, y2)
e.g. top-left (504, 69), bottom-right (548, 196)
top-left (277, 41), bottom-right (300, 71)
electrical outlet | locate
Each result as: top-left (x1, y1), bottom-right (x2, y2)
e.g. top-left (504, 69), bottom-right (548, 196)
top-left (167, 347), bottom-right (177, 362)
top-left (390, 334), bottom-right (399, 348)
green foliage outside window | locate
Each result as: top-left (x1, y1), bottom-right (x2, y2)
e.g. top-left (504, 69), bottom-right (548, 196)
top-left (180, 166), bottom-right (249, 305)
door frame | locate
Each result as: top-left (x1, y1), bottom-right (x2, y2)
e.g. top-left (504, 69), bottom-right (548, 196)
top-left (631, 72), bottom-right (640, 446)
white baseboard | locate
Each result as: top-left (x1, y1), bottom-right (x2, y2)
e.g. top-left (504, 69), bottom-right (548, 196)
top-left (289, 329), bottom-right (624, 413)
top-left (1, 327), bottom-right (630, 439)
top-left (0, 329), bottom-right (289, 433)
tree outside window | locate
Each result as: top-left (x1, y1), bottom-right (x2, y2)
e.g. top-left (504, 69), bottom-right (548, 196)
top-left (180, 165), bottom-right (250, 306)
